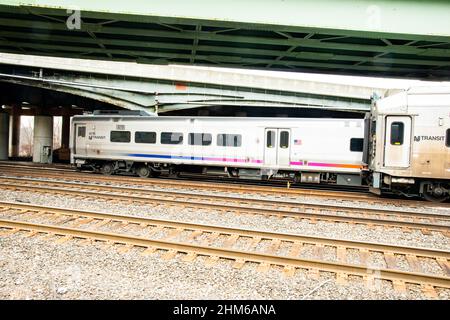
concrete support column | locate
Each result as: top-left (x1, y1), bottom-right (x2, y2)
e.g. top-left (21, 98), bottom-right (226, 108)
top-left (0, 112), bottom-right (9, 160)
top-left (61, 114), bottom-right (71, 149)
top-left (33, 115), bottom-right (53, 164)
top-left (10, 105), bottom-right (21, 158)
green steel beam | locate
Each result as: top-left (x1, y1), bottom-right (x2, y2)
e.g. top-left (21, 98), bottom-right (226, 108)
top-left (0, 30), bottom-right (448, 68)
top-left (1, 0), bottom-right (449, 38)
top-left (0, 1), bottom-right (449, 79)
top-left (0, 17), bottom-right (448, 59)
top-left (0, 39), bottom-right (435, 74)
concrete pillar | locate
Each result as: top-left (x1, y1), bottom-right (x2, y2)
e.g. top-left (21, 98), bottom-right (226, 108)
top-left (33, 115), bottom-right (53, 164)
top-left (0, 113), bottom-right (9, 160)
top-left (61, 114), bottom-right (71, 149)
top-left (10, 105), bottom-right (21, 158)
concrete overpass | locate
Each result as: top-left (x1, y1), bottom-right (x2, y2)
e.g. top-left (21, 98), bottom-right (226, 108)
top-left (0, 0), bottom-right (449, 79)
top-left (0, 53), bottom-right (379, 114)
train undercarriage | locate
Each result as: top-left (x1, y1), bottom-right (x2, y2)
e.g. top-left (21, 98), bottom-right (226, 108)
top-left (75, 159), bottom-right (450, 203)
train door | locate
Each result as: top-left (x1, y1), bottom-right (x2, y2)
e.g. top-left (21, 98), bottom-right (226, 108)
top-left (264, 128), bottom-right (291, 167)
top-left (384, 116), bottom-right (412, 168)
top-left (74, 124), bottom-right (87, 156)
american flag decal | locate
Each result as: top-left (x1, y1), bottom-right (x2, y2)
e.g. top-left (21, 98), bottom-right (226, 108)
top-left (294, 139), bottom-right (302, 145)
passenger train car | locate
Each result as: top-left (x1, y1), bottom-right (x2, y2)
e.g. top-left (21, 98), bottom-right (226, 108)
top-left (71, 113), bottom-right (366, 186)
top-left (70, 87), bottom-right (450, 202)
top-left (368, 87), bottom-right (450, 202)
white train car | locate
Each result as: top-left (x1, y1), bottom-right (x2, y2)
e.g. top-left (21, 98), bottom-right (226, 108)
top-left (70, 112), bottom-right (366, 186)
top-left (369, 87), bottom-right (450, 201)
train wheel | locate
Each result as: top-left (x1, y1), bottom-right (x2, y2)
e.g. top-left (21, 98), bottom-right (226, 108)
top-left (136, 165), bottom-right (151, 178)
top-left (422, 183), bottom-right (449, 202)
top-left (101, 163), bottom-right (114, 176)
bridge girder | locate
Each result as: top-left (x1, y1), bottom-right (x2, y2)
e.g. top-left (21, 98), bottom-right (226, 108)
top-left (0, 1), bottom-right (449, 79)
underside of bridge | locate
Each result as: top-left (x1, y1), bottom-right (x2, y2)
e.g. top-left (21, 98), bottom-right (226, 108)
top-left (0, 0), bottom-right (449, 79)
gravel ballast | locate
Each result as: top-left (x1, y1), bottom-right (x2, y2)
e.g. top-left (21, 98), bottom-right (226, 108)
top-left (0, 189), bottom-right (448, 251)
top-left (1, 233), bottom-right (449, 300)
top-left (0, 184), bottom-right (449, 300)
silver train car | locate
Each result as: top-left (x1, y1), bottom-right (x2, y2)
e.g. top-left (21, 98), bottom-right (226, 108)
top-left (70, 87), bottom-right (450, 202)
top-left (71, 113), bottom-right (366, 186)
top-left (368, 87), bottom-right (450, 202)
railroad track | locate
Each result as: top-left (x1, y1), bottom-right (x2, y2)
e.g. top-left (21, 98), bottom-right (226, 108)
top-left (0, 201), bottom-right (449, 297)
top-left (0, 163), bottom-right (445, 209)
top-left (0, 176), bottom-right (449, 237)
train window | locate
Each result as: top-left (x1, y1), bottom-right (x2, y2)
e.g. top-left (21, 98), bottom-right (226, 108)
top-left (110, 131), bottom-right (131, 142)
top-left (446, 129), bottom-right (450, 147)
top-left (390, 122), bottom-right (404, 145)
top-left (350, 138), bottom-right (364, 152)
top-left (280, 131), bottom-right (289, 148)
top-left (77, 126), bottom-right (86, 138)
top-left (189, 133), bottom-right (212, 146)
top-left (110, 131), bottom-right (131, 143)
top-left (217, 134), bottom-right (242, 147)
top-left (135, 131), bottom-right (156, 144)
top-left (266, 131), bottom-right (275, 148)
top-left (161, 132), bottom-right (183, 145)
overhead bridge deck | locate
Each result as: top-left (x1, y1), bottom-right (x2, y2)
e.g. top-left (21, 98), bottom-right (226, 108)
top-left (0, 0), bottom-right (449, 79)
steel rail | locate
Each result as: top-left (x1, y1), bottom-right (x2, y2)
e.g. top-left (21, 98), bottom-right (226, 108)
top-left (1, 163), bottom-right (447, 209)
top-left (0, 164), bottom-right (380, 200)
top-left (1, 200), bottom-right (449, 261)
top-left (0, 176), bottom-right (448, 223)
top-left (1, 218), bottom-right (449, 290)
top-left (0, 181), bottom-right (449, 236)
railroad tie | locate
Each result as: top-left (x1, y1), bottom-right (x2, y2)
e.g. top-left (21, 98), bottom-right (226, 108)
top-left (287, 242), bottom-right (303, 258)
top-left (79, 238), bottom-right (93, 246)
top-left (364, 275), bottom-right (375, 290)
top-left (282, 266), bottom-right (296, 278)
top-left (336, 246), bottom-right (347, 263)
top-left (402, 226), bottom-right (412, 233)
top-left (23, 230), bottom-right (39, 238)
top-left (392, 280), bottom-right (407, 293)
top-left (201, 232), bottom-right (220, 246)
top-left (359, 249), bottom-right (370, 266)
top-left (163, 228), bottom-right (183, 241)
top-left (436, 258), bottom-right (450, 276)
top-left (181, 252), bottom-right (197, 262)
top-left (384, 253), bottom-right (398, 269)
top-left (204, 256), bottom-right (220, 267)
top-left (100, 240), bottom-right (115, 250)
top-left (314, 244), bottom-right (324, 260)
top-left (94, 219), bottom-right (112, 228)
top-left (308, 268), bottom-right (320, 280)
top-left (141, 246), bottom-right (157, 256)
top-left (186, 230), bottom-right (203, 241)
top-left (246, 237), bottom-right (261, 251)
top-left (256, 262), bottom-right (271, 273)
top-left (336, 273), bottom-right (348, 285)
top-left (232, 259), bottom-right (246, 269)
top-left (223, 234), bottom-right (239, 248)
top-left (117, 244), bottom-right (134, 254)
top-left (421, 284), bottom-right (438, 298)
top-left (41, 232), bottom-right (56, 241)
top-left (54, 235), bottom-right (72, 244)
top-left (405, 255), bottom-right (422, 273)
top-left (147, 225), bottom-right (165, 237)
top-left (162, 249), bottom-right (178, 260)
top-left (267, 239), bottom-right (282, 255)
